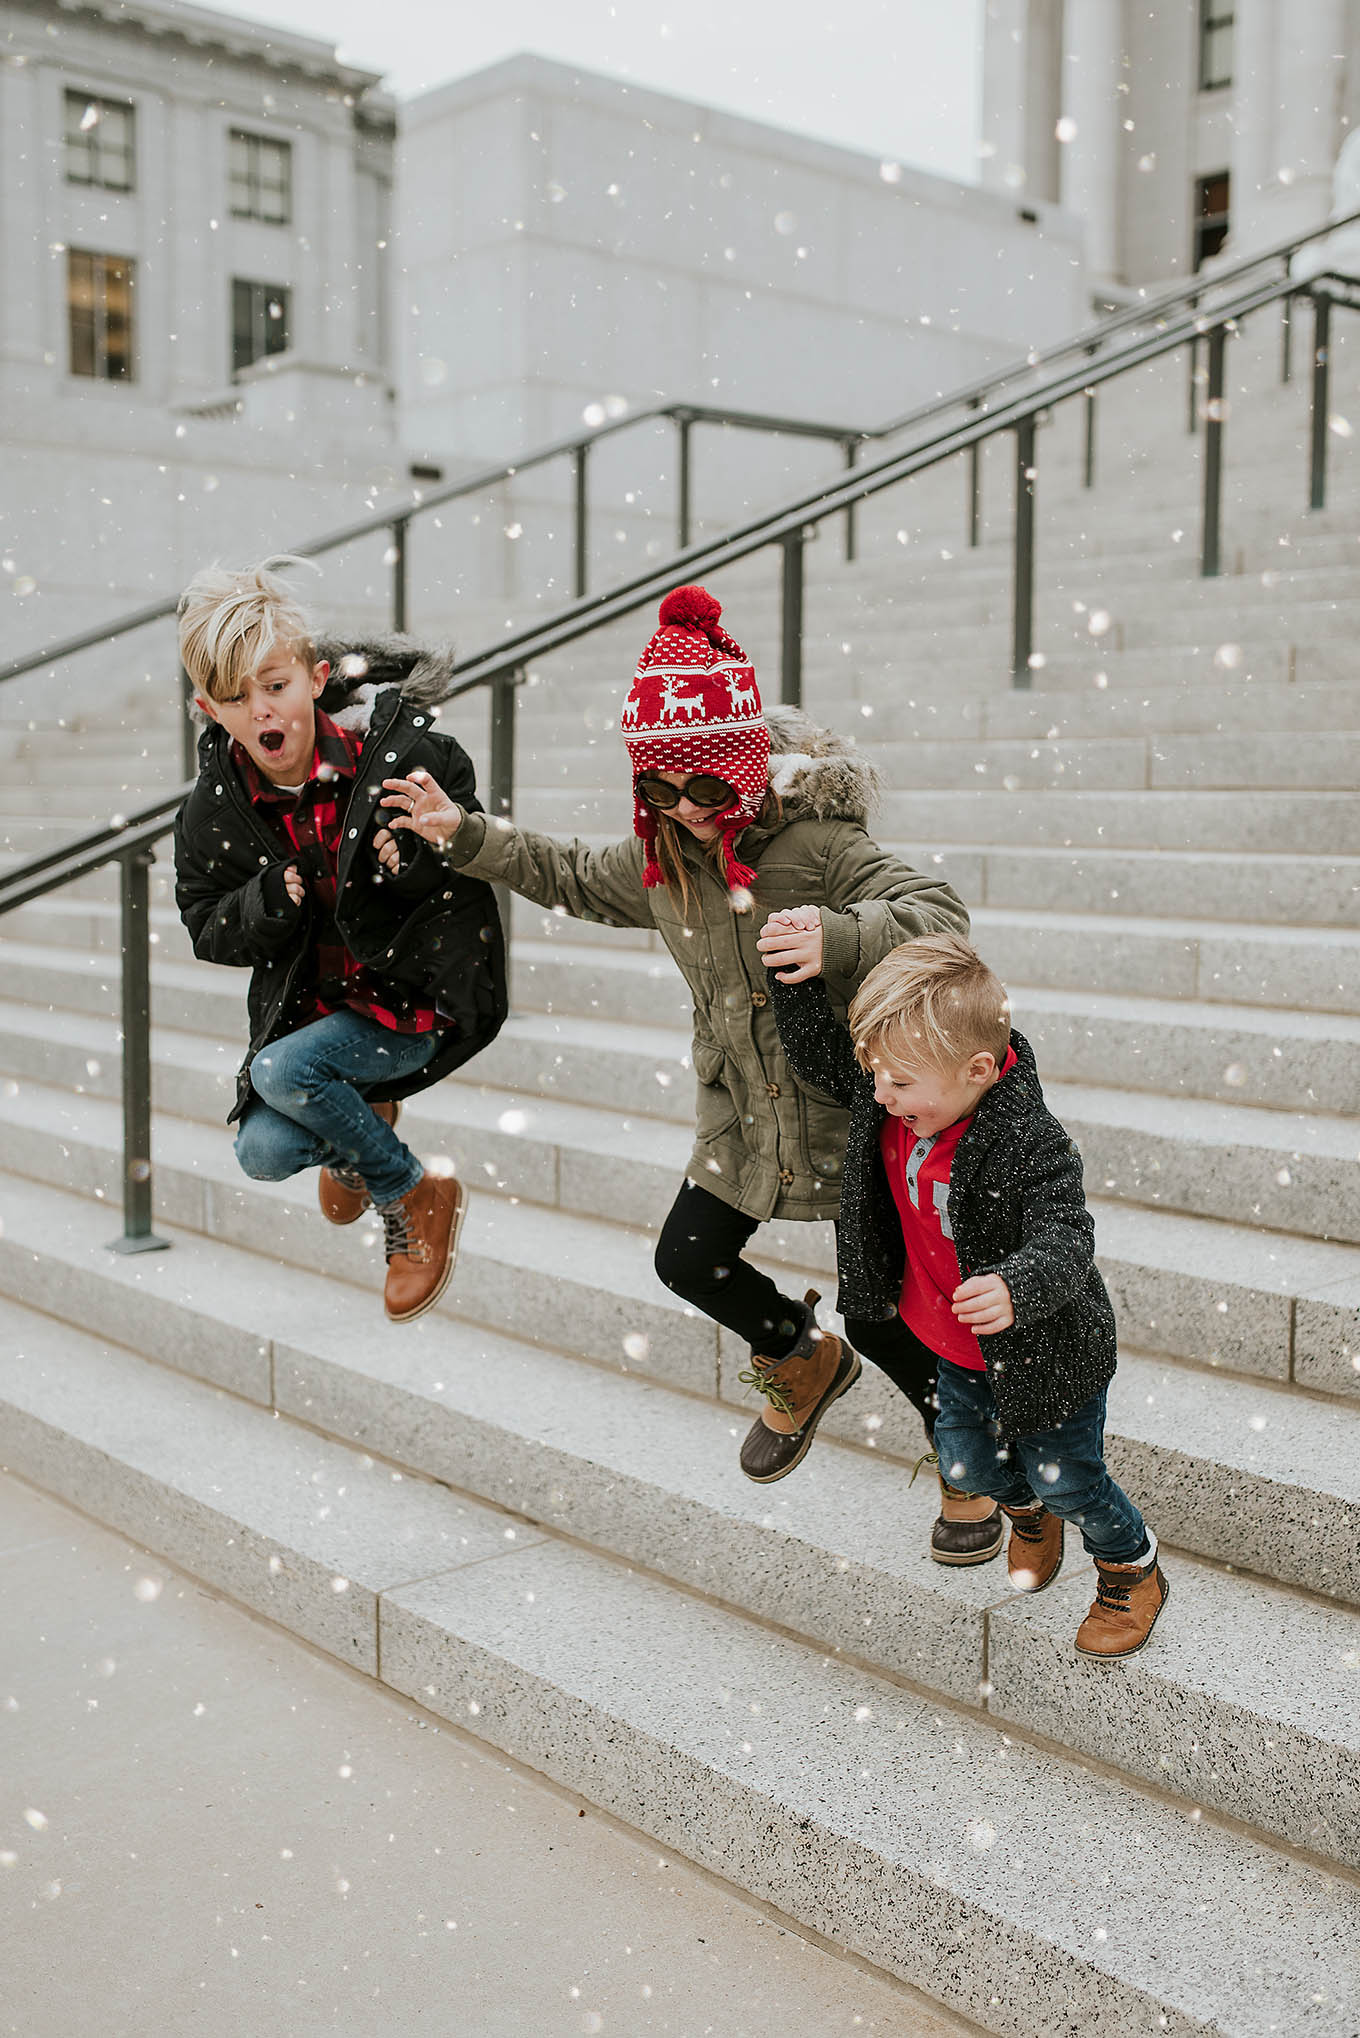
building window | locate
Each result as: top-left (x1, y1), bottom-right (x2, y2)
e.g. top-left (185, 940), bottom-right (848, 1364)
top-left (64, 90), bottom-right (135, 190)
top-left (229, 130), bottom-right (292, 224)
top-left (1199, 3), bottom-right (1233, 91)
top-left (68, 250), bottom-right (135, 381)
top-left (1193, 171), bottom-right (1231, 270)
top-left (232, 279), bottom-right (291, 374)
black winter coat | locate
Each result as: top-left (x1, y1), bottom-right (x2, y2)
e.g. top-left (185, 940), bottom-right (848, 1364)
top-left (769, 975), bottom-right (1117, 1435)
top-left (174, 679), bottom-right (506, 1125)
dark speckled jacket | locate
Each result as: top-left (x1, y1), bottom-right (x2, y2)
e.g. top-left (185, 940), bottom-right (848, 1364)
top-left (768, 975), bottom-right (1118, 1435)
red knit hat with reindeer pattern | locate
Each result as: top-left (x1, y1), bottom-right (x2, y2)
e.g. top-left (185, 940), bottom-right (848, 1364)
top-left (621, 585), bottom-right (769, 895)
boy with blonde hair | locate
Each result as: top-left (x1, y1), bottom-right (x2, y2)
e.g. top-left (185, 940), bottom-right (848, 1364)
top-left (173, 558), bottom-right (506, 1321)
top-left (757, 914), bottom-right (1169, 1659)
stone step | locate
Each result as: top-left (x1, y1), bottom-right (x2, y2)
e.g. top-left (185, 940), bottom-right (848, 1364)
top-left (0, 932), bottom-right (1353, 1240)
top-left (524, 729), bottom-right (1360, 797)
top-left (1, 1186), bottom-right (1358, 1880)
top-left (3, 1309), bottom-right (1354, 2038)
top-left (2, 990), bottom-right (1355, 1402)
top-left (488, 786), bottom-right (1359, 854)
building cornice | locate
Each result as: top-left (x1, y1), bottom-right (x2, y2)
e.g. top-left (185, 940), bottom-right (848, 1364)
top-left (39, 0), bottom-right (386, 95)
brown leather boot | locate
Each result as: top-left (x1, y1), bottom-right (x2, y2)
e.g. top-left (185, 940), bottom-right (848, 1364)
top-left (319, 1100), bottom-right (400, 1226)
top-left (931, 1473), bottom-right (1004, 1566)
top-left (380, 1166), bottom-right (466, 1323)
top-left (1002, 1503), bottom-right (1064, 1592)
top-left (1075, 1551), bottom-right (1170, 1659)
top-left (738, 1291), bottom-right (861, 1483)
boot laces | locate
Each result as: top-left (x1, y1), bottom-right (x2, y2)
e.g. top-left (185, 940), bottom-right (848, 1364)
top-left (909, 1450), bottom-right (939, 1487)
top-left (1010, 1509), bottom-right (1049, 1545)
top-left (381, 1201), bottom-right (427, 1264)
top-left (736, 1364), bottom-right (796, 1418)
top-left (1095, 1569), bottom-right (1134, 1614)
top-left (330, 1161), bottom-right (366, 1194)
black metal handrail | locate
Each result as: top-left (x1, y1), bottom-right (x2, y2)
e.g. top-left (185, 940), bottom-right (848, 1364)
top-left (3, 245), bottom-right (1356, 1255)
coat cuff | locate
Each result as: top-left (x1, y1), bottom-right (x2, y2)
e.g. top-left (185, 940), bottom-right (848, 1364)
top-left (258, 863), bottom-right (301, 920)
top-left (819, 906), bottom-right (861, 987)
top-left (439, 807), bottom-right (490, 868)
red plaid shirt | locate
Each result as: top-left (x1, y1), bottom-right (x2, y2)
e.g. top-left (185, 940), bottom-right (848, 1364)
top-left (232, 711), bottom-right (444, 1035)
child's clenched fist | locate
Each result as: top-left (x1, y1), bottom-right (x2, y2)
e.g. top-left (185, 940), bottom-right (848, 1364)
top-left (756, 904), bottom-right (824, 982)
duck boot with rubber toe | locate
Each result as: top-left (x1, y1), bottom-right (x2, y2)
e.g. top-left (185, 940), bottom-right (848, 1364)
top-left (319, 1100), bottom-right (401, 1226)
top-left (739, 1291), bottom-right (861, 1484)
top-left (380, 1167), bottom-right (466, 1323)
top-left (1075, 1553), bottom-right (1170, 1659)
top-left (1002, 1503), bottom-right (1064, 1592)
top-left (932, 1476), bottom-right (1004, 1566)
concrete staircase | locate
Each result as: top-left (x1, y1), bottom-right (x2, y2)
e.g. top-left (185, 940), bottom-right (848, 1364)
top-left (2, 309), bottom-right (1360, 2034)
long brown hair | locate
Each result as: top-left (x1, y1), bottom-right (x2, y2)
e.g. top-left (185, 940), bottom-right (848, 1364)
top-left (651, 786), bottom-right (782, 919)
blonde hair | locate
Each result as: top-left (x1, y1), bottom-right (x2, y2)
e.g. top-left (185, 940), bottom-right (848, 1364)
top-left (849, 932), bottom-right (1011, 1075)
top-left (178, 556), bottom-right (317, 702)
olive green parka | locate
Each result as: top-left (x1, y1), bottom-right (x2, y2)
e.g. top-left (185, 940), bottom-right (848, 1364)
top-left (441, 706), bottom-right (969, 1223)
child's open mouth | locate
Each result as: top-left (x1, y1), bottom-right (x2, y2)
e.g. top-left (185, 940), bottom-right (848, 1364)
top-left (259, 731), bottom-right (285, 754)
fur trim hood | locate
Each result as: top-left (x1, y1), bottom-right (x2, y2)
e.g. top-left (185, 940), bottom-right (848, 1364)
top-left (188, 632), bottom-right (458, 733)
top-left (762, 705), bottom-right (880, 827)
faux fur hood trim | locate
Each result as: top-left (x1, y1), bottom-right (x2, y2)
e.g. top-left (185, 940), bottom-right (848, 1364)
top-left (763, 704), bottom-right (880, 827)
top-left (188, 632), bottom-right (458, 732)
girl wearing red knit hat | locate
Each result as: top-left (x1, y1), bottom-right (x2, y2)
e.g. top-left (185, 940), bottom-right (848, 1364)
top-left (381, 586), bottom-right (980, 1523)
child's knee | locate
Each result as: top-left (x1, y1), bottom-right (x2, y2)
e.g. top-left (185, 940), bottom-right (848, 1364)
top-left (248, 1044), bottom-right (310, 1112)
top-left (233, 1125), bottom-right (294, 1181)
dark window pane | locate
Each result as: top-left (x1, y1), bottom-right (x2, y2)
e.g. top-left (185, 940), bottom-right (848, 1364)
top-left (228, 130), bottom-right (292, 223)
top-left (64, 91), bottom-right (135, 191)
top-left (1199, 3), bottom-right (1234, 89)
top-left (68, 249), bottom-right (136, 381)
top-left (233, 279), bottom-right (291, 374)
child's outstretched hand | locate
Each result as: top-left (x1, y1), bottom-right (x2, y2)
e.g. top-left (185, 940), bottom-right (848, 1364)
top-left (381, 769), bottom-right (462, 848)
top-left (756, 904), bottom-right (824, 982)
top-left (952, 1274), bottom-right (1015, 1335)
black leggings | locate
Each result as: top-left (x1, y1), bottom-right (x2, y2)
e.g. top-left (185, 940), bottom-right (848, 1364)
top-left (653, 1178), bottom-right (938, 1438)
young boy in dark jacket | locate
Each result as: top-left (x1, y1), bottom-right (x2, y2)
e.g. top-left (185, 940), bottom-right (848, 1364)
top-left (756, 915), bottom-right (1169, 1659)
top-left (173, 559), bottom-right (506, 1322)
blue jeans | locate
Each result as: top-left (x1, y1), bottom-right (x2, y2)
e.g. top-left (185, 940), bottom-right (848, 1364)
top-left (235, 1010), bottom-right (439, 1208)
top-left (933, 1361), bottom-right (1149, 1564)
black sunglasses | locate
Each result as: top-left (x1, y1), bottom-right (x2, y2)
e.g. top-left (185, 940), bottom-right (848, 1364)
top-left (636, 772), bottom-right (738, 811)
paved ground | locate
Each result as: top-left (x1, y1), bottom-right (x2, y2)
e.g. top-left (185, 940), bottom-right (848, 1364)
top-left (0, 1473), bottom-right (974, 2038)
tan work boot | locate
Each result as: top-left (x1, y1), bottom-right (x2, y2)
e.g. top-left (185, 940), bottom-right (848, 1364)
top-left (738, 1290), bottom-right (861, 1483)
top-left (1002, 1503), bottom-right (1064, 1592)
top-left (319, 1099), bottom-right (401, 1226)
top-left (1075, 1551), bottom-right (1170, 1659)
top-left (380, 1166), bottom-right (466, 1322)
top-left (931, 1473), bottom-right (1004, 1566)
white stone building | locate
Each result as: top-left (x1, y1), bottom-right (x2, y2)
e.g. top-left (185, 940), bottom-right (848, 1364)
top-left (0, 0), bottom-right (401, 665)
top-left (981, 0), bottom-right (1360, 291)
top-left (2, 0), bottom-right (1088, 680)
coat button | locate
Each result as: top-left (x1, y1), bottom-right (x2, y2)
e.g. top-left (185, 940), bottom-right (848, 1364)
top-left (750, 990), bottom-right (768, 1008)
top-left (385, 752), bottom-right (397, 762)
top-left (765, 1082), bottom-right (781, 1097)
top-left (778, 1168), bottom-right (795, 1187)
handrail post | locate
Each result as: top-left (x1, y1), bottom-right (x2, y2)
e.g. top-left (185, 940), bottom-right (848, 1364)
top-left (489, 669), bottom-right (520, 1001)
top-left (780, 529), bottom-right (805, 709)
top-left (1281, 270), bottom-right (1294, 383)
top-left (573, 443), bottom-right (589, 599)
top-left (967, 396), bottom-right (982, 547)
top-left (1200, 323), bottom-right (1228, 576)
top-left (179, 660), bottom-right (197, 782)
top-left (1011, 415), bottom-right (1037, 687)
top-left (676, 413), bottom-right (693, 550)
top-left (390, 516), bottom-right (409, 633)
top-left (1186, 293), bottom-right (1202, 434)
top-left (843, 438), bottom-right (860, 562)
top-left (1082, 347), bottom-right (1098, 489)
top-left (109, 845), bottom-right (168, 1255)
top-left (1309, 289), bottom-right (1333, 511)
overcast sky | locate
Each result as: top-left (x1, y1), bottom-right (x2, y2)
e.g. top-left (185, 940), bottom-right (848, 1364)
top-left (217, 0), bottom-right (984, 183)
